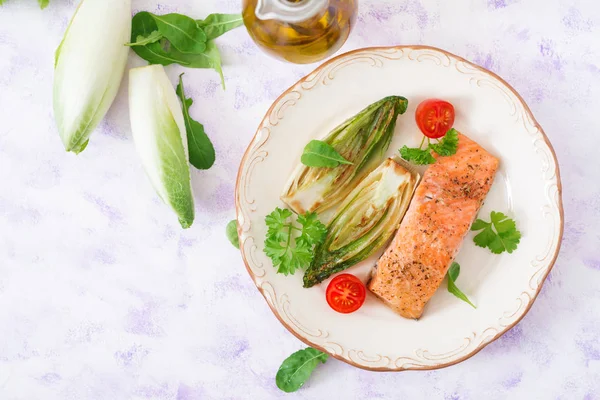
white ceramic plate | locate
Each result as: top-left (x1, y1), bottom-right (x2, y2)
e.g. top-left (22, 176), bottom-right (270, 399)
top-left (235, 46), bottom-right (563, 371)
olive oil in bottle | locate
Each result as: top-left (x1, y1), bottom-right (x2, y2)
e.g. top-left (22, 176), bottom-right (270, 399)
top-left (243, 0), bottom-right (357, 64)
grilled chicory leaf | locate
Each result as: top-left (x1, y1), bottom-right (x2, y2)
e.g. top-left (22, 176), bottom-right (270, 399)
top-left (303, 158), bottom-right (418, 287)
top-left (281, 96), bottom-right (408, 215)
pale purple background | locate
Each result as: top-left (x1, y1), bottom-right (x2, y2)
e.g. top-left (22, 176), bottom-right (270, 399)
top-left (0, 0), bottom-right (598, 399)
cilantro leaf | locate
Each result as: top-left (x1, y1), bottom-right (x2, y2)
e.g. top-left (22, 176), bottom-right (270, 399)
top-left (263, 208), bottom-right (327, 276)
top-left (447, 262), bottom-right (476, 308)
top-left (399, 145), bottom-right (436, 165)
top-left (471, 211), bottom-right (521, 254)
top-left (429, 128), bottom-right (459, 156)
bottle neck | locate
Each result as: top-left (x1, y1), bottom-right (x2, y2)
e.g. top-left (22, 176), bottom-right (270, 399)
top-left (255, 0), bottom-right (328, 23)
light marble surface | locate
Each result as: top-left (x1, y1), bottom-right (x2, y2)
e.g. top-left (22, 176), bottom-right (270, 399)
top-left (0, 0), bottom-right (598, 399)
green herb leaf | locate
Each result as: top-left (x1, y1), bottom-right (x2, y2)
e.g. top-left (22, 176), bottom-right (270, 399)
top-left (471, 211), bottom-right (521, 254)
top-left (400, 129), bottom-right (460, 165)
top-left (226, 219), bottom-right (239, 249)
top-left (193, 40), bottom-right (224, 89)
top-left (197, 14), bottom-right (244, 40)
top-left (152, 13), bottom-right (207, 54)
top-left (301, 140), bottom-right (353, 168)
top-left (296, 212), bottom-right (327, 247)
top-left (126, 30), bottom-right (163, 47)
top-left (447, 262), bottom-right (476, 308)
top-left (399, 145), bottom-right (436, 165)
top-left (130, 12), bottom-right (225, 88)
top-left (471, 219), bottom-right (490, 231)
top-left (276, 348), bottom-right (328, 393)
top-left (264, 208), bottom-right (326, 276)
top-left (429, 128), bottom-right (459, 156)
top-left (38, 0), bottom-right (49, 8)
top-left (176, 74), bottom-right (216, 170)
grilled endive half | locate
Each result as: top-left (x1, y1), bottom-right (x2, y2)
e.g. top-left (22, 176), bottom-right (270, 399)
top-left (281, 96), bottom-right (408, 215)
top-left (303, 158), bottom-right (418, 288)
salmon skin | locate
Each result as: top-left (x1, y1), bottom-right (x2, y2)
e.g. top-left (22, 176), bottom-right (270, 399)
top-left (368, 133), bottom-right (499, 319)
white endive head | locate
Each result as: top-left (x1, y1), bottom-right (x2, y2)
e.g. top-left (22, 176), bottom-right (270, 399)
top-left (129, 65), bottom-right (195, 229)
top-left (53, 0), bottom-right (132, 153)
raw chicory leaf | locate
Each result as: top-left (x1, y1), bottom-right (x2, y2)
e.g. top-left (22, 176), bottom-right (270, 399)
top-left (129, 65), bottom-right (195, 229)
top-left (0, 0), bottom-right (50, 8)
top-left (196, 13), bottom-right (244, 40)
top-left (276, 348), bottom-right (328, 393)
top-left (301, 139), bottom-right (353, 168)
top-left (226, 219), bottom-right (239, 249)
top-left (176, 74), bottom-right (215, 170)
top-left (53, 0), bottom-right (131, 153)
top-left (151, 13), bottom-right (207, 53)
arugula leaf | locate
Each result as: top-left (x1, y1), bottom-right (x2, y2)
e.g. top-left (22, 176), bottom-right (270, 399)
top-left (301, 140), bottom-right (353, 168)
top-left (226, 220), bottom-right (239, 249)
top-left (429, 128), bottom-right (459, 156)
top-left (399, 145), bottom-right (436, 165)
top-left (276, 348), bottom-right (328, 393)
top-left (126, 31), bottom-right (162, 47)
top-left (176, 74), bottom-right (216, 170)
top-left (195, 40), bottom-right (225, 88)
top-left (152, 13), bottom-right (207, 54)
top-left (471, 211), bottom-right (521, 254)
top-left (197, 14), bottom-right (244, 40)
top-left (130, 12), bottom-right (226, 88)
top-left (447, 262), bottom-right (476, 308)
top-left (264, 208), bottom-right (326, 276)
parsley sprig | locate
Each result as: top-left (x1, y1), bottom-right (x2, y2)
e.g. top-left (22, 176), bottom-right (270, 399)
top-left (400, 128), bottom-right (459, 165)
top-left (471, 211), bottom-right (521, 254)
top-left (264, 208), bottom-right (327, 275)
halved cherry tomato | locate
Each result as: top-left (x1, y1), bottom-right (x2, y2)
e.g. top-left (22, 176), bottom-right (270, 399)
top-left (415, 99), bottom-right (455, 139)
top-left (326, 274), bottom-right (366, 314)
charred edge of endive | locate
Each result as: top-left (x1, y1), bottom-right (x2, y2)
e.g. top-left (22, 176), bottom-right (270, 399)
top-left (129, 65), bottom-right (195, 229)
top-left (53, 0), bottom-right (132, 153)
top-left (280, 96), bottom-right (408, 215)
top-left (303, 158), bottom-right (418, 288)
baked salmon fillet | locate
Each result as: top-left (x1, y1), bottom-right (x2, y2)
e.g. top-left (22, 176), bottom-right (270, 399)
top-left (368, 132), bottom-right (499, 319)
